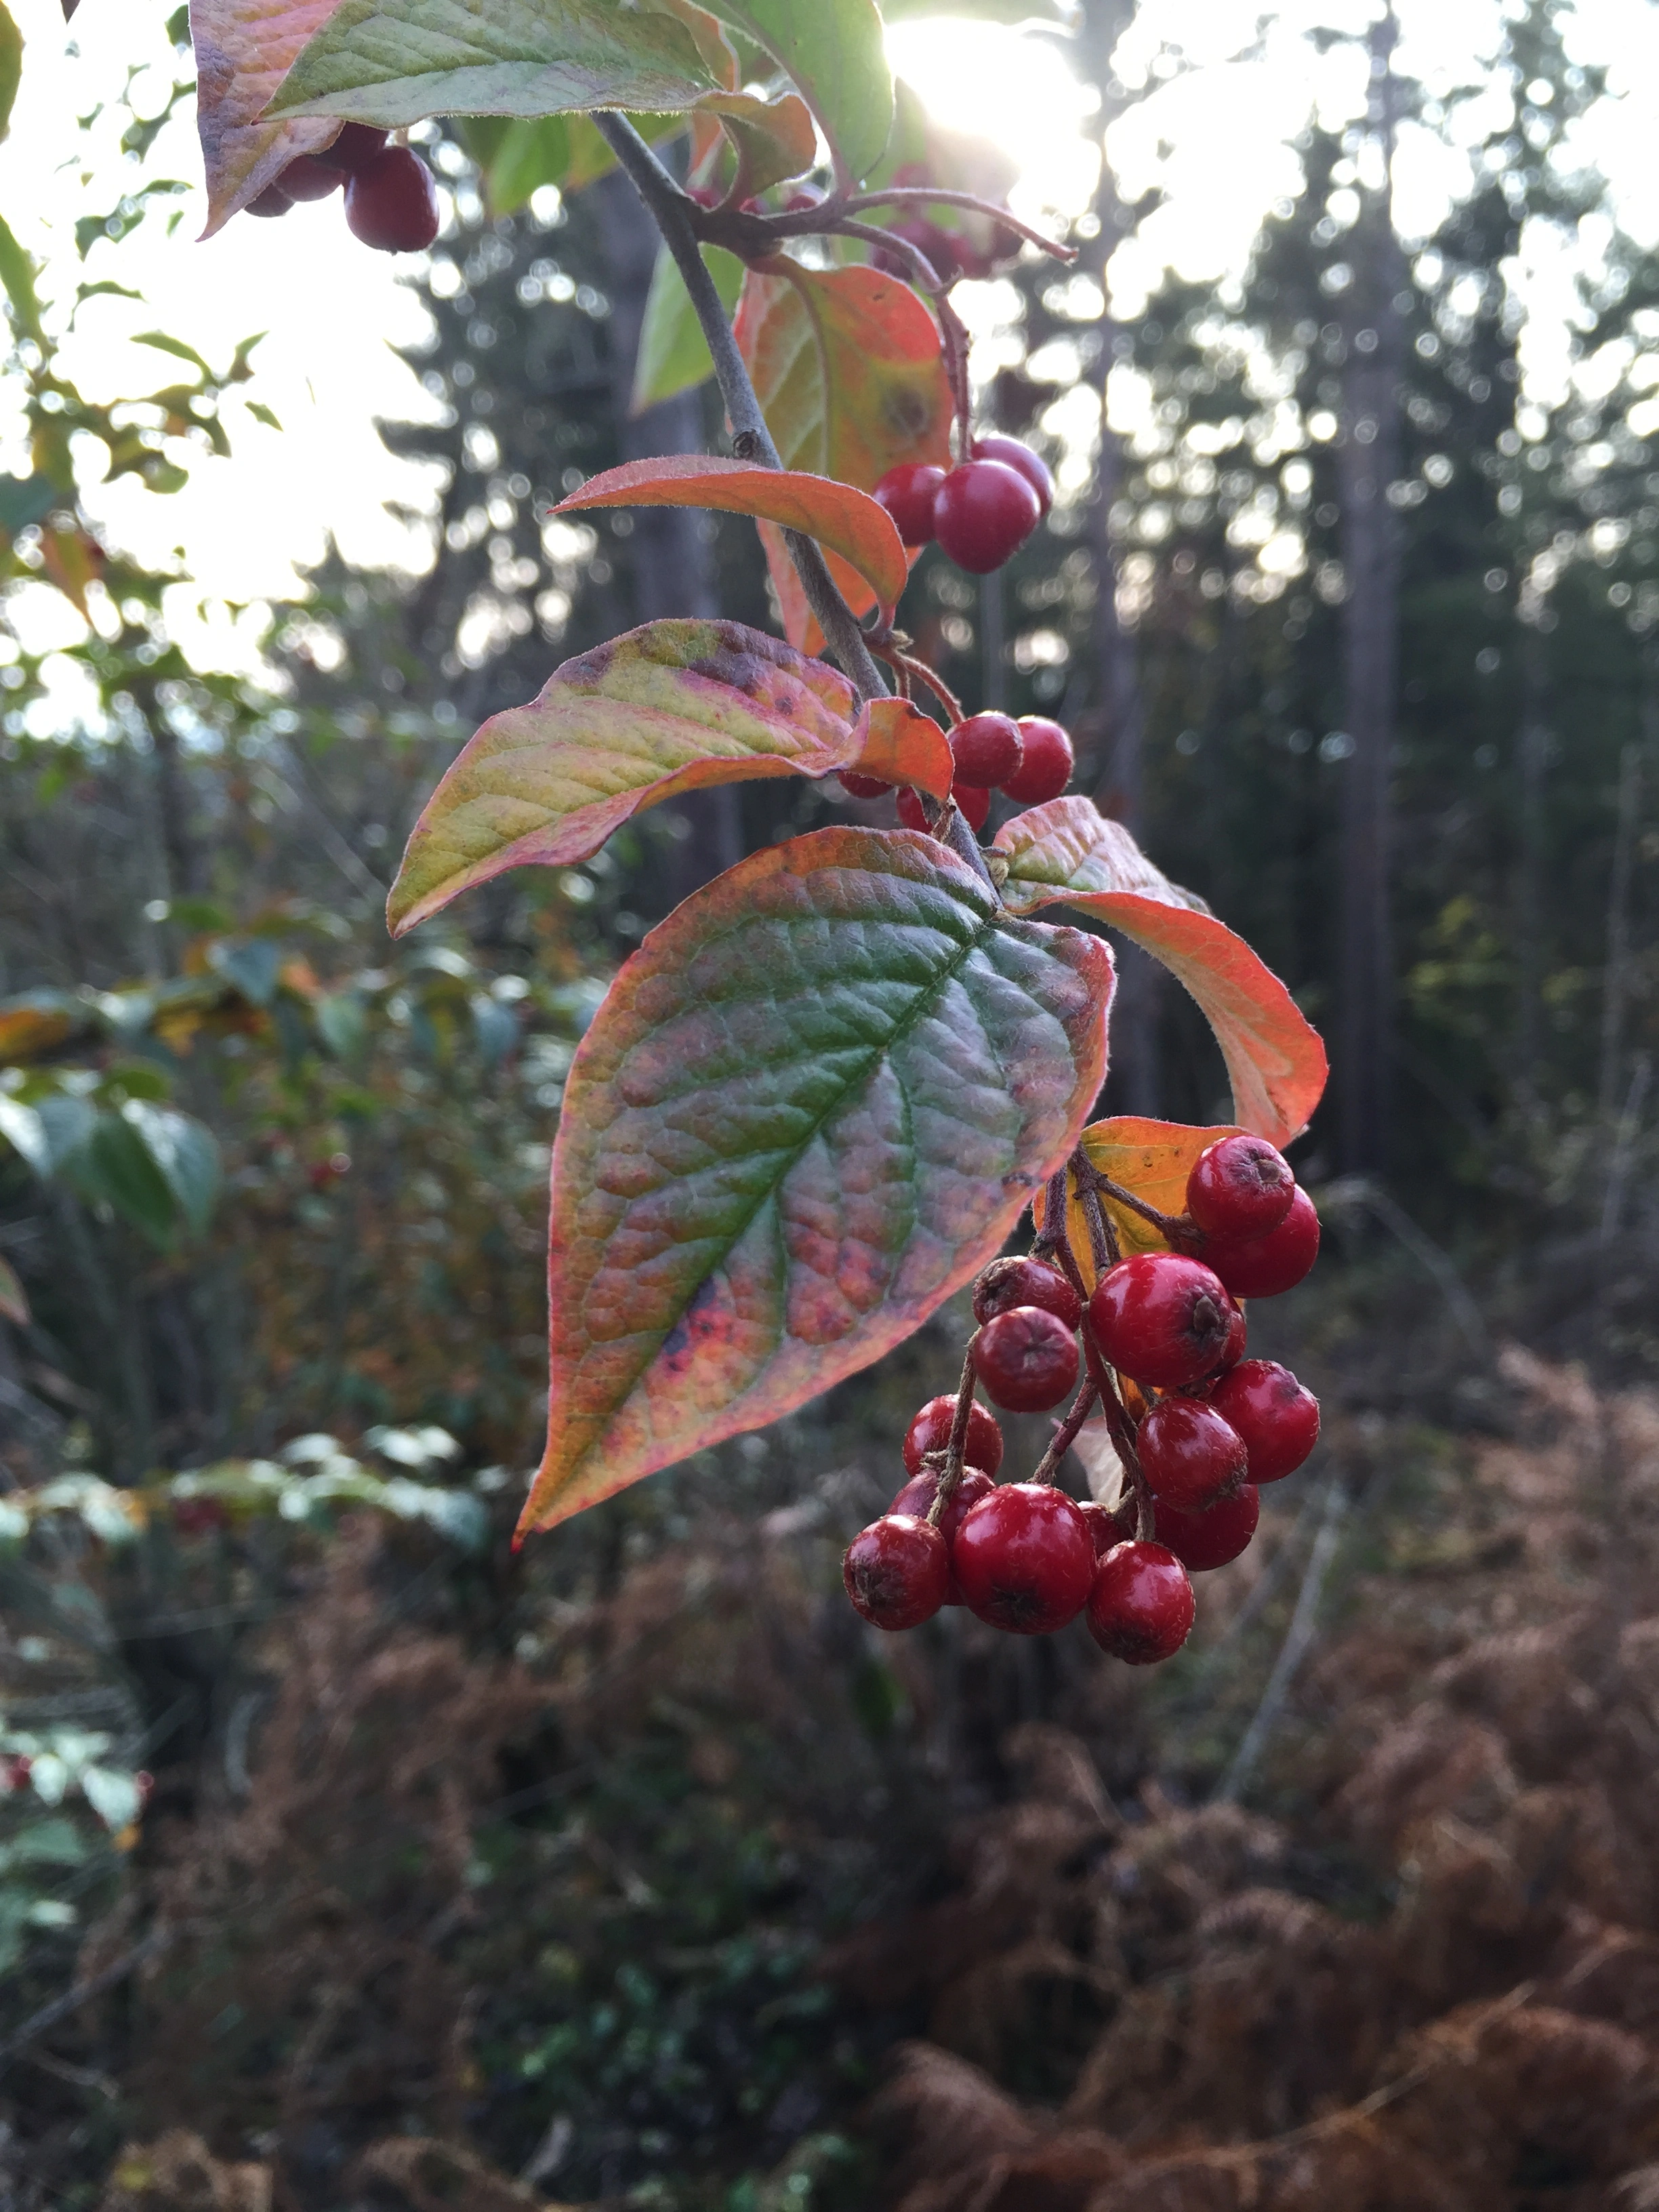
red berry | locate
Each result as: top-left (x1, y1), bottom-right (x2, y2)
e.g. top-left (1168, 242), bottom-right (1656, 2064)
top-left (933, 460), bottom-right (1041, 575)
top-left (277, 152), bottom-right (344, 202)
top-left (843, 1514), bottom-right (949, 1629)
top-left (1210, 1359), bottom-right (1319, 1481)
top-left (344, 147), bottom-right (440, 253)
top-left (1204, 1186), bottom-right (1321, 1298)
top-left (873, 462), bottom-right (946, 548)
top-left (972, 1254), bottom-right (1082, 1331)
top-left (2, 1753), bottom-right (32, 1793)
top-left (246, 182), bottom-right (292, 218)
top-left (1088, 1252), bottom-right (1234, 1390)
top-left (1001, 717), bottom-right (1073, 804)
top-left (1087, 1541), bottom-right (1195, 1663)
top-left (949, 712), bottom-right (1023, 787)
top-left (954, 1483), bottom-right (1095, 1633)
top-left (1153, 1484), bottom-right (1260, 1572)
top-left (903, 1395), bottom-right (1004, 1478)
top-left (873, 218), bottom-right (962, 285)
top-left (172, 1496), bottom-right (230, 1536)
top-left (1185, 1134), bottom-right (1295, 1242)
top-left (1078, 1498), bottom-right (1129, 1557)
top-left (889, 1467), bottom-right (996, 1603)
top-left (972, 1304), bottom-right (1080, 1412)
top-left (317, 122), bottom-right (388, 173)
top-left (838, 771), bottom-right (893, 799)
top-left (1137, 1397), bottom-right (1248, 1511)
top-left (897, 781), bottom-right (990, 834)
top-left (972, 433), bottom-right (1054, 518)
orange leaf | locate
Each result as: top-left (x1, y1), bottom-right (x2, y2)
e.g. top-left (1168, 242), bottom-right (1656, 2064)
top-left (994, 798), bottom-right (1327, 1147)
top-left (734, 262), bottom-right (951, 647)
top-left (554, 455), bottom-right (908, 617)
top-left (190, 0), bottom-right (345, 235)
top-left (518, 825), bottom-right (1113, 1536)
top-left (1031, 1115), bottom-right (1241, 1290)
top-left (846, 697), bottom-right (953, 800)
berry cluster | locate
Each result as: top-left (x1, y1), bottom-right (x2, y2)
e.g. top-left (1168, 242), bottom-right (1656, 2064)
top-left (842, 710), bottom-right (1074, 836)
top-left (246, 125), bottom-right (440, 253)
top-left (842, 1133), bottom-right (1323, 1666)
top-left (874, 432), bottom-right (1052, 576)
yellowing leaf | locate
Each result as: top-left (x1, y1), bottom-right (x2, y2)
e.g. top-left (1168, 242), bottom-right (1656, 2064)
top-left (994, 798), bottom-right (1328, 1147)
top-left (554, 455), bottom-right (909, 617)
top-left (734, 260), bottom-right (951, 647)
top-left (519, 825), bottom-right (1113, 1536)
top-left (388, 618), bottom-right (867, 936)
top-left (188, 0), bottom-right (346, 234)
top-left (1032, 1116), bottom-right (1240, 1290)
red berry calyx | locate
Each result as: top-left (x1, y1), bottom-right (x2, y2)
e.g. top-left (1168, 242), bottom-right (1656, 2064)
top-left (1185, 1133), bottom-right (1296, 1242)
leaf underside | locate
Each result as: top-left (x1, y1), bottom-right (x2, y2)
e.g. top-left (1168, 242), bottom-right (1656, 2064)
top-left (190, 0), bottom-right (344, 234)
top-left (519, 826), bottom-right (1115, 1537)
top-left (994, 798), bottom-right (1328, 1147)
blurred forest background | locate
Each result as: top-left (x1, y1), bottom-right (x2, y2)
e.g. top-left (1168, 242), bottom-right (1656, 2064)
top-left (6, 1), bottom-right (1659, 2207)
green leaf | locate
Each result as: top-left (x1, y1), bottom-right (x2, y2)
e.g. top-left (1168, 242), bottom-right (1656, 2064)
top-left (634, 240), bottom-right (745, 410)
top-left (245, 401), bottom-right (281, 430)
top-left (268, 0), bottom-right (723, 128)
top-left (72, 1112), bottom-right (178, 1246)
top-left (121, 1101), bottom-right (222, 1235)
top-left (0, 475), bottom-right (58, 535)
top-left (132, 329), bottom-right (212, 373)
top-left (0, 1251), bottom-right (28, 1327)
top-left (0, 4), bottom-right (22, 146)
top-left (698, 0), bottom-right (890, 186)
top-left (993, 797), bottom-right (1328, 1147)
top-left (208, 937), bottom-right (283, 1006)
top-left (517, 825), bottom-right (1114, 1536)
top-left (0, 212), bottom-right (43, 346)
top-left (462, 110), bottom-right (684, 216)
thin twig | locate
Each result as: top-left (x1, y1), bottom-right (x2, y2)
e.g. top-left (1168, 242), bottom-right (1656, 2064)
top-left (844, 188), bottom-right (1076, 262)
top-left (926, 1349), bottom-right (981, 1523)
top-left (592, 113), bottom-right (888, 703)
top-left (1031, 1376), bottom-right (1099, 1486)
top-left (868, 640), bottom-right (964, 724)
top-left (0, 1927), bottom-right (174, 2073)
top-left (1214, 1472), bottom-right (1348, 1804)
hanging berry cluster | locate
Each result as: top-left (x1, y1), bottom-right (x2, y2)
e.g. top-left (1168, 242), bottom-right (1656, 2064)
top-left (874, 430), bottom-right (1053, 577)
top-left (842, 1134), bottom-right (1323, 1666)
top-left (245, 124), bottom-right (440, 252)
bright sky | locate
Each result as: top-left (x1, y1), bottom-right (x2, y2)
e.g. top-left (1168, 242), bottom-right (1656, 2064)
top-left (4, 0), bottom-right (1659, 707)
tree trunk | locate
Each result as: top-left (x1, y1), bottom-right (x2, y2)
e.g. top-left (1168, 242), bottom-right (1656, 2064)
top-left (1082, 0), bottom-right (1158, 1115)
top-left (594, 170), bottom-right (742, 903)
top-left (1335, 7), bottom-right (1405, 1174)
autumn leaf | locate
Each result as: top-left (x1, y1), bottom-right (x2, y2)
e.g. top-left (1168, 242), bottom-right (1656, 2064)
top-left (519, 825), bottom-right (1114, 1536)
top-left (734, 261), bottom-right (952, 647)
top-left (189, 0), bottom-right (346, 234)
top-left (1033, 1115), bottom-right (1240, 1290)
top-left (698, 0), bottom-right (890, 186)
top-left (556, 455), bottom-right (909, 616)
top-left (846, 697), bottom-right (954, 798)
top-left (388, 618), bottom-right (932, 937)
top-left (994, 798), bottom-right (1327, 1147)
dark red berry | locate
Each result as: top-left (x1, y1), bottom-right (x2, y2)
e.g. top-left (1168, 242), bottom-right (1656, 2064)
top-left (903, 1395), bottom-right (1004, 1478)
top-left (1204, 1186), bottom-right (1321, 1299)
top-left (873, 462), bottom-right (947, 548)
top-left (1210, 1359), bottom-right (1320, 1482)
top-left (344, 146), bottom-right (441, 253)
top-left (838, 771), bottom-right (893, 799)
top-left (171, 1496), bottom-right (230, 1536)
top-left (1088, 1252), bottom-right (1233, 1390)
top-left (1137, 1397), bottom-right (1248, 1511)
top-left (897, 782), bottom-right (990, 834)
top-left (973, 1304), bottom-right (1080, 1413)
top-left (1154, 1484), bottom-right (1260, 1572)
top-left (246, 182), bottom-right (292, 218)
top-left (1186, 1133), bottom-right (1296, 1242)
top-left (972, 433), bottom-right (1054, 518)
top-left (972, 1254), bottom-right (1082, 1331)
top-left (949, 711), bottom-right (1023, 787)
top-left (1078, 1498), bottom-right (1128, 1558)
top-left (1087, 1541), bottom-right (1195, 1663)
top-left (317, 122), bottom-right (388, 173)
top-left (933, 460), bottom-right (1042, 575)
top-left (1001, 716), bottom-right (1073, 804)
top-left (843, 1514), bottom-right (949, 1629)
top-left (954, 1483), bottom-right (1095, 1633)
top-left (889, 1467), bottom-right (996, 1603)
top-left (277, 152), bottom-right (344, 202)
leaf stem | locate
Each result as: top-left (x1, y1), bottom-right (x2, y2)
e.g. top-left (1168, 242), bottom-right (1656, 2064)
top-left (1031, 1374), bottom-right (1099, 1488)
top-left (1075, 1158), bottom-right (1199, 1250)
top-left (927, 1346), bottom-right (981, 1523)
top-left (593, 112), bottom-right (888, 703)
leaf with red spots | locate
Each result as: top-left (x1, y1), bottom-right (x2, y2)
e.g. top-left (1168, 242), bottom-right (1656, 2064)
top-left (1033, 1115), bottom-right (1240, 1290)
top-left (386, 619), bottom-right (954, 938)
top-left (733, 262), bottom-right (952, 648)
top-left (994, 798), bottom-right (1327, 1147)
top-left (554, 455), bottom-right (909, 619)
top-left (518, 826), bottom-right (1114, 1536)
